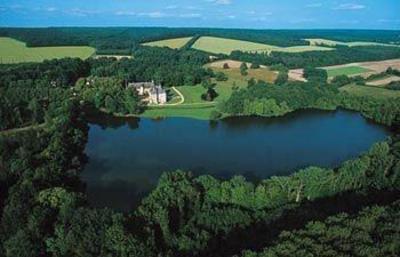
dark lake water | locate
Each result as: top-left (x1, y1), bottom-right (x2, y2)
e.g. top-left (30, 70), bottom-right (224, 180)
top-left (82, 109), bottom-right (391, 211)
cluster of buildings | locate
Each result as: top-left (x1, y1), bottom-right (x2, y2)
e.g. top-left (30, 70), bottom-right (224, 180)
top-left (128, 81), bottom-right (167, 105)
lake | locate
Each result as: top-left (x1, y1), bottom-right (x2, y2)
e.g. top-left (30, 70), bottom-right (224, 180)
top-left (82, 109), bottom-right (391, 211)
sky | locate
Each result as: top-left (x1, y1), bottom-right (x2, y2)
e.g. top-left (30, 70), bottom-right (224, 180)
top-left (0, 0), bottom-right (399, 29)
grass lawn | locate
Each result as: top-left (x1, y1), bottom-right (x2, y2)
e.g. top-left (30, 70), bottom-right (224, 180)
top-left (142, 64), bottom-right (277, 120)
top-left (0, 37), bottom-right (95, 64)
top-left (324, 66), bottom-right (371, 77)
top-left (142, 37), bottom-right (193, 49)
top-left (191, 36), bottom-right (333, 55)
top-left (142, 104), bottom-right (215, 120)
top-left (340, 84), bottom-right (400, 99)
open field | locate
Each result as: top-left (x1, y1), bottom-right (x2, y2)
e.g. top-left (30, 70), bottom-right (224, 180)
top-left (211, 67), bottom-right (277, 85)
top-left (191, 36), bottom-right (333, 55)
top-left (324, 59), bottom-right (400, 78)
top-left (306, 38), bottom-right (399, 48)
top-left (340, 84), bottom-right (400, 99)
top-left (93, 54), bottom-right (133, 60)
top-left (142, 37), bottom-right (193, 49)
top-left (324, 66), bottom-right (371, 77)
top-left (142, 103), bottom-right (215, 120)
top-left (0, 37), bottom-right (95, 64)
top-left (288, 69), bottom-right (307, 82)
top-left (289, 59), bottom-right (400, 81)
top-left (208, 59), bottom-right (265, 69)
top-left (366, 76), bottom-right (400, 86)
top-left (360, 59), bottom-right (400, 73)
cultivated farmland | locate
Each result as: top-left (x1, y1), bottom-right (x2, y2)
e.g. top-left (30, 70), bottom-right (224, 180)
top-left (142, 37), bottom-right (193, 49)
top-left (306, 38), bottom-right (399, 48)
top-left (0, 37), bottom-right (95, 64)
top-left (324, 66), bottom-right (371, 77)
top-left (290, 59), bottom-right (400, 81)
top-left (191, 36), bottom-right (333, 55)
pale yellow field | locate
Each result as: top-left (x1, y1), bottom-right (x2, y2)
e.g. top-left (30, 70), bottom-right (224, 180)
top-left (0, 37), bottom-right (95, 64)
top-left (306, 38), bottom-right (399, 48)
top-left (191, 36), bottom-right (333, 55)
top-left (142, 37), bottom-right (193, 49)
top-left (367, 76), bottom-right (400, 86)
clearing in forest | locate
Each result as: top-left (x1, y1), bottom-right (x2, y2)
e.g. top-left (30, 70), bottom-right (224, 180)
top-left (289, 59), bottom-right (400, 81)
top-left (94, 55), bottom-right (133, 60)
top-left (142, 37), bottom-right (193, 49)
top-left (324, 66), bottom-right (371, 77)
top-left (191, 36), bottom-right (333, 55)
top-left (366, 76), bottom-right (400, 87)
top-left (0, 37), bottom-right (95, 64)
top-left (340, 84), bottom-right (400, 99)
top-left (306, 38), bottom-right (399, 48)
top-left (142, 60), bottom-right (278, 120)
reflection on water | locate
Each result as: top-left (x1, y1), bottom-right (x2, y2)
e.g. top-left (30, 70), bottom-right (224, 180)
top-left (82, 109), bottom-right (391, 211)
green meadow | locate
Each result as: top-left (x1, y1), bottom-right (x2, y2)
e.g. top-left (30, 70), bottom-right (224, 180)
top-left (191, 36), bottom-right (333, 55)
top-left (340, 84), bottom-right (400, 99)
top-left (0, 37), bottom-right (95, 64)
top-left (324, 66), bottom-right (371, 77)
top-left (142, 37), bottom-right (193, 49)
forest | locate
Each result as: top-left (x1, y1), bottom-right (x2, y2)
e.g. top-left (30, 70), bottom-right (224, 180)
top-left (1, 32), bottom-right (400, 256)
top-left (1, 27), bottom-right (399, 55)
top-left (0, 46), bottom-right (211, 129)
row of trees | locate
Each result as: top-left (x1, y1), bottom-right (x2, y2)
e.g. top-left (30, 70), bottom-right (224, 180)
top-left (89, 47), bottom-right (211, 87)
top-left (219, 77), bottom-right (400, 127)
top-left (230, 45), bottom-right (400, 69)
top-left (220, 80), bottom-right (338, 118)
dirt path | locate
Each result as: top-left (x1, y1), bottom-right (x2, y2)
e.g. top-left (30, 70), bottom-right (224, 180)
top-left (171, 87), bottom-right (185, 105)
top-left (0, 123), bottom-right (45, 136)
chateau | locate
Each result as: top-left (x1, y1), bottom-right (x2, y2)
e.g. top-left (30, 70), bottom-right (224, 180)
top-left (128, 81), bottom-right (167, 105)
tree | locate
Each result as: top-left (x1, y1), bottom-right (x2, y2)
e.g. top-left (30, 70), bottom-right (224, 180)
top-left (250, 62), bottom-right (260, 69)
top-left (3, 230), bottom-right (40, 257)
top-left (303, 66), bottom-right (327, 84)
top-left (248, 78), bottom-right (257, 88)
top-left (104, 95), bottom-right (117, 113)
top-left (215, 72), bottom-right (228, 81)
top-left (240, 62), bottom-right (248, 76)
top-left (331, 75), bottom-right (351, 87)
top-left (28, 98), bottom-right (44, 124)
top-left (201, 79), bottom-right (218, 101)
top-left (275, 71), bottom-right (288, 85)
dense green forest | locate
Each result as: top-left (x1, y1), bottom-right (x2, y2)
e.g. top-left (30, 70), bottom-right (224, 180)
top-left (218, 77), bottom-right (400, 126)
top-left (239, 200), bottom-right (400, 257)
top-left (0, 46), bottom-right (211, 128)
top-left (1, 34), bottom-right (400, 256)
top-left (1, 117), bottom-right (400, 256)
